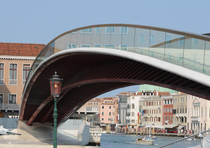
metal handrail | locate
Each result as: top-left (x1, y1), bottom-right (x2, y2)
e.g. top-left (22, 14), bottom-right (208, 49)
top-left (159, 129), bottom-right (210, 148)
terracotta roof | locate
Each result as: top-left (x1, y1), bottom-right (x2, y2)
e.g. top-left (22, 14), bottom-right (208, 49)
top-left (102, 97), bottom-right (114, 100)
top-left (0, 43), bottom-right (45, 56)
top-left (158, 92), bottom-right (170, 96)
top-left (119, 92), bottom-right (131, 95)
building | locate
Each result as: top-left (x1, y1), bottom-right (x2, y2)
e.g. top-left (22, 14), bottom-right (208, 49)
top-left (0, 43), bottom-right (44, 117)
top-left (172, 93), bottom-right (188, 128)
top-left (125, 92), bottom-right (142, 127)
top-left (77, 98), bottom-right (101, 114)
top-left (99, 97), bottom-right (118, 124)
top-left (187, 95), bottom-right (210, 133)
top-left (76, 98), bottom-right (101, 124)
top-left (118, 92), bottom-right (131, 125)
top-left (162, 96), bottom-right (173, 125)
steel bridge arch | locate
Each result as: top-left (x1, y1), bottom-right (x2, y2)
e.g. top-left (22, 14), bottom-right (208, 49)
top-left (19, 24), bottom-right (210, 126)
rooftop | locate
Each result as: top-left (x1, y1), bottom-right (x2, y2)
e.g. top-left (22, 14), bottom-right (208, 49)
top-left (0, 43), bottom-right (45, 56)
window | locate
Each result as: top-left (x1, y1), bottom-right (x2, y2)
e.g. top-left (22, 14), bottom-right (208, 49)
top-left (0, 94), bottom-right (3, 103)
top-left (68, 44), bottom-right (77, 49)
top-left (132, 104), bottom-right (135, 109)
top-left (23, 64), bottom-right (30, 85)
top-left (120, 27), bottom-right (128, 34)
top-left (9, 64), bottom-right (17, 84)
top-left (102, 118), bottom-right (104, 121)
top-left (105, 27), bottom-right (115, 33)
top-left (102, 106), bottom-right (104, 109)
top-left (109, 106), bottom-right (111, 109)
top-left (9, 94), bottom-right (16, 104)
top-left (0, 63), bottom-right (4, 84)
top-left (109, 112), bottom-right (111, 116)
top-left (127, 104), bottom-right (130, 109)
top-left (102, 112), bottom-right (104, 116)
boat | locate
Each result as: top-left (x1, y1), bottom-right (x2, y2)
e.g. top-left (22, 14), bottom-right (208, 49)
top-left (135, 137), bottom-right (154, 145)
top-left (184, 136), bottom-right (195, 141)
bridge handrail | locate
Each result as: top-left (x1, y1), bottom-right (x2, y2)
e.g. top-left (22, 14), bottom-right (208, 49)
top-left (159, 129), bottom-right (210, 148)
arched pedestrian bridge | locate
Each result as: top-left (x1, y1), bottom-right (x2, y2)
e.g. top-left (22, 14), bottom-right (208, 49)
top-left (19, 24), bottom-right (210, 126)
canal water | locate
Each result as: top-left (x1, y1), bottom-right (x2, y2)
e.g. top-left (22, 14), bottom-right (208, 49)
top-left (100, 134), bottom-right (201, 148)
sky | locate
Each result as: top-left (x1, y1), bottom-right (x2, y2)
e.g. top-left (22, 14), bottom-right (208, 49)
top-left (1, 0), bottom-right (210, 97)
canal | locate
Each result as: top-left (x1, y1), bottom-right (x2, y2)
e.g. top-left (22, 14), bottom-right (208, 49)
top-left (100, 134), bottom-right (202, 148)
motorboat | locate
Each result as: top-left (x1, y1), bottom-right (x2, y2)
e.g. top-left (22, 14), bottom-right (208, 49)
top-left (135, 137), bottom-right (154, 145)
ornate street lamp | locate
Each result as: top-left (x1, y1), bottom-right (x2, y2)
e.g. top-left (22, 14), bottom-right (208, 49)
top-left (49, 72), bottom-right (63, 148)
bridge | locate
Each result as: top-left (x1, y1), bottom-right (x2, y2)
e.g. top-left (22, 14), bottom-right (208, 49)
top-left (18, 24), bottom-right (210, 127)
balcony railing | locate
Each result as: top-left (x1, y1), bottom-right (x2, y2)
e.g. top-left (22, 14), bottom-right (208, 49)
top-left (191, 116), bottom-right (199, 122)
top-left (0, 103), bottom-right (20, 110)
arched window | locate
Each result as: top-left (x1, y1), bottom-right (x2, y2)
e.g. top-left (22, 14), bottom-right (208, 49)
top-left (132, 104), bottom-right (135, 109)
top-left (127, 104), bottom-right (130, 109)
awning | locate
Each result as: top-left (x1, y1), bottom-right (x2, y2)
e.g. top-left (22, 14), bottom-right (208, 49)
top-left (145, 125), bottom-right (165, 128)
top-left (178, 125), bottom-right (186, 129)
top-left (164, 124), bottom-right (179, 128)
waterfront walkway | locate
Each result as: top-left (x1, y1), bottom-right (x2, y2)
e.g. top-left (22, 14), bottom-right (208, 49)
top-left (0, 129), bottom-right (99, 148)
top-left (0, 144), bottom-right (98, 148)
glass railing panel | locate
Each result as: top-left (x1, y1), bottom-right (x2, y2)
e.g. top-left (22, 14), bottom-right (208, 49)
top-left (100, 27), bottom-right (111, 48)
top-left (53, 34), bottom-right (67, 51)
top-left (165, 33), bottom-right (185, 66)
top-left (149, 30), bottom-right (166, 60)
top-left (110, 27), bottom-right (122, 49)
top-left (64, 33), bottom-right (79, 51)
top-left (204, 41), bottom-right (210, 75)
top-left (183, 38), bottom-right (205, 72)
top-left (92, 27), bottom-right (102, 48)
top-left (134, 28), bottom-right (150, 56)
top-left (121, 27), bottom-right (135, 51)
top-left (80, 28), bottom-right (92, 48)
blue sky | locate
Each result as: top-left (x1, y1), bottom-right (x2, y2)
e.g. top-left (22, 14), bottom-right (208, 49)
top-left (1, 0), bottom-right (210, 97)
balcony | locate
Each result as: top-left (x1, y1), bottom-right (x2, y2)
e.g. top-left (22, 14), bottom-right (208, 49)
top-left (0, 103), bottom-right (20, 111)
top-left (191, 116), bottom-right (200, 122)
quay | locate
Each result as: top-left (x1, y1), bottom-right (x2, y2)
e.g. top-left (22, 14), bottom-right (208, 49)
top-left (0, 144), bottom-right (99, 148)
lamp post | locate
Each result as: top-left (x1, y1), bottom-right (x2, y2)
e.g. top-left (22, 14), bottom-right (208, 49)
top-left (49, 72), bottom-right (63, 148)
